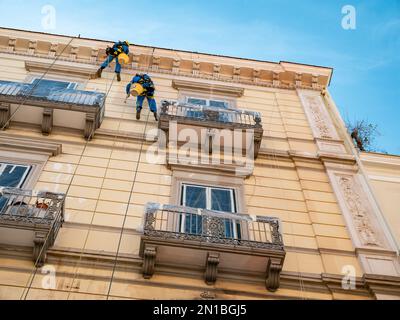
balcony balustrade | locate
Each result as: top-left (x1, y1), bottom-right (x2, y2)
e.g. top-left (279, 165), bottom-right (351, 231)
top-left (0, 187), bottom-right (65, 266)
top-left (140, 203), bottom-right (286, 292)
top-left (0, 80), bottom-right (106, 140)
top-left (159, 100), bottom-right (264, 159)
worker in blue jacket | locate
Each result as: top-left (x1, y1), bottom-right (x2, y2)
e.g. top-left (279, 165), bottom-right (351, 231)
top-left (126, 74), bottom-right (158, 121)
top-left (95, 41), bottom-right (129, 82)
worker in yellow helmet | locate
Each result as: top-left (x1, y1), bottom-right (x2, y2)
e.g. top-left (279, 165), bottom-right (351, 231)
top-left (126, 74), bottom-right (158, 121)
top-left (95, 40), bottom-right (130, 82)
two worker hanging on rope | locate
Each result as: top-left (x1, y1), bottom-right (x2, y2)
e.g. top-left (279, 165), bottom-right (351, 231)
top-left (95, 40), bottom-right (130, 82)
top-left (126, 73), bottom-right (158, 121)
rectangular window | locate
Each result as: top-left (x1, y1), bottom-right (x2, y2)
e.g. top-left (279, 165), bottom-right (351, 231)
top-left (187, 97), bottom-right (230, 109)
top-left (186, 96), bottom-right (232, 122)
top-left (30, 79), bottom-right (77, 97)
top-left (180, 184), bottom-right (239, 239)
top-left (0, 163), bottom-right (31, 211)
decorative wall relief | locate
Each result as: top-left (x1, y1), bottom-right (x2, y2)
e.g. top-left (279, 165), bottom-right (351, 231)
top-left (298, 89), bottom-right (346, 154)
top-left (337, 175), bottom-right (381, 247)
top-left (298, 90), bottom-right (338, 139)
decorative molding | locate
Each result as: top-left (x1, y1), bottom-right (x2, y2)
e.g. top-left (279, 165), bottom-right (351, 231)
top-left (84, 113), bottom-right (96, 141)
top-left (0, 28), bottom-right (333, 91)
top-left (69, 46), bottom-right (79, 60)
top-left (42, 108), bottom-right (53, 135)
top-left (25, 60), bottom-right (97, 79)
top-left (0, 133), bottom-right (62, 156)
top-left (172, 79), bottom-right (245, 97)
top-left (213, 64), bottom-right (221, 78)
top-left (233, 67), bottom-right (241, 81)
top-left (0, 102), bottom-right (10, 129)
top-left (337, 174), bottom-right (381, 247)
top-left (205, 252), bottom-right (219, 285)
top-left (90, 48), bottom-right (99, 63)
top-left (326, 166), bottom-right (400, 278)
top-left (49, 43), bottom-right (58, 57)
top-left (151, 56), bottom-right (160, 71)
top-left (273, 72), bottom-right (280, 86)
top-left (28, 40), bottom-right (37, 55)
top-left (295, 73), bottom-right (303, 87)
top-left (298, 89), bottom-right (338, 140)
top-left (266, 258), bottom-right (283, 292)
top-left (7, 38), bottom-right (16, 52)
top-left (193, 61), bottom-right (201, 76)
top-left (172, 59), bottom-right (180, 74)
top-left (142, 245), bottom-right (157, 279)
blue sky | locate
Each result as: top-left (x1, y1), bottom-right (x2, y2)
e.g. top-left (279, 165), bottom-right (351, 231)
top-left (0, 0), bottom-right (399, 154)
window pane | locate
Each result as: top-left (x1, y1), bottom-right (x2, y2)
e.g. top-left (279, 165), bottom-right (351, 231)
top-left (0, 164), bottom-right (30, 213)
top-left (0, 164), bottom-right (30, 188)
top-left (31, 79), bottom-right (71, 97)
top-left (209, 100), bottom-right (228, 109)
top-left (183, 185), bottom-right (206, 235)
top-left (187, 98), bottom-right (207, 106)
top-left (185, 186), bottom-right (207, 209)
top-left (211, 188), bottom-right (236, 238)
top-left (211, 188), bottom-right (233, 212)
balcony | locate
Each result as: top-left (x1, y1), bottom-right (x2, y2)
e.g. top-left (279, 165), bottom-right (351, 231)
top-left (140, 203), bottom-right (286, 292)
top-left (0, 80), bottom-right (106, 140)
top-left (0, 187), bottom-right (65, 266)
top-left (159, 100), bottom-right (264, 159)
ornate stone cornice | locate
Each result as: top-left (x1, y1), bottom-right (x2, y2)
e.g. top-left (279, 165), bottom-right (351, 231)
top-left (0, 27), bottom-right (333, 91)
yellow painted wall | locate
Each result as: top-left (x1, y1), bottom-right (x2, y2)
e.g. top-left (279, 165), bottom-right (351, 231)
top-left (0, 41), bottom-right (370, 300)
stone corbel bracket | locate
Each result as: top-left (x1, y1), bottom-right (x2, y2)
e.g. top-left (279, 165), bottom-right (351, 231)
top-left (205, 252), bottom-right (220, 285)
top-left (266, 258), bottom-right (284, 292)
top-left (143, 245), bottom-right (157, 279)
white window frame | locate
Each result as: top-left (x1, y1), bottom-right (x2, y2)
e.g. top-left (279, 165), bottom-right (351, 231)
top-left (29, 77), bottom-right (78, 90)
top-left (0, 151), bottom-right (49, 191)
top-left (180, 183), bottom-right (239, 238)
top-left (178, 90), bottom-right (237, 110)
top-left (25, 74), bottom-right (85, 90)
top-left (0, 163), bottom-right (32, 188)
top-left (185, 96), bottom-right (231, 109)
top-left (181, 184), bottom-right (236, 213)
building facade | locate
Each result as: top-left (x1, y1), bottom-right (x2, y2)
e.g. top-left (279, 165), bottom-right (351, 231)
top-left (0, 28), bottom-right (399, 300)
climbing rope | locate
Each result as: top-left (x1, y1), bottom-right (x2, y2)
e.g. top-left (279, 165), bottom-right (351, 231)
top-left (13, 35), bottom-right (84, 299)
top-left (105, 47), bottom-right (156, 299)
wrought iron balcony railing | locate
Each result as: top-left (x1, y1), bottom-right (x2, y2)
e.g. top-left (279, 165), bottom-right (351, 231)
top-left (0, 80), bottom-right (106, 140)
top-left (159, 100), bottom-right (264, 158)
top-left (140, 203), bottom-right (286, 291)
top-left (160, 100), bottom-right (262, 129)
top-left (0, 187), bottom-right (65, 266)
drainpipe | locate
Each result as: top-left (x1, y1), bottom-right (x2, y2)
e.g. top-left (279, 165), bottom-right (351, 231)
top-left (322, 88), bottom-right (400, 254)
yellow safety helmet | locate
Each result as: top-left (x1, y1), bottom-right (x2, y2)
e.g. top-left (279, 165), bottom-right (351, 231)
top-left (124, 40), bottom-right (130, 46)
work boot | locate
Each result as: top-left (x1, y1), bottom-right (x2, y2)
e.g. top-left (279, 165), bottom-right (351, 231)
top-left (95, 67), bottom-right (103, 79)
top-left (136, 109), bottom-right (141, 120)
top-left (116, 73), bottom-right (121, 82)
top-left (153, 111), bottom-right (158, 121)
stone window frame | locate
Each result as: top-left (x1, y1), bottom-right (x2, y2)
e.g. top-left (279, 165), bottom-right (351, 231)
top-left (178, 89), bottom-right (238, 110)
top-left (24, 73), bottom-right (86, 91)
top-left (0, 150), bottom-right (48, 190)
top-left (170, 168), bottom-right (247, 215)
